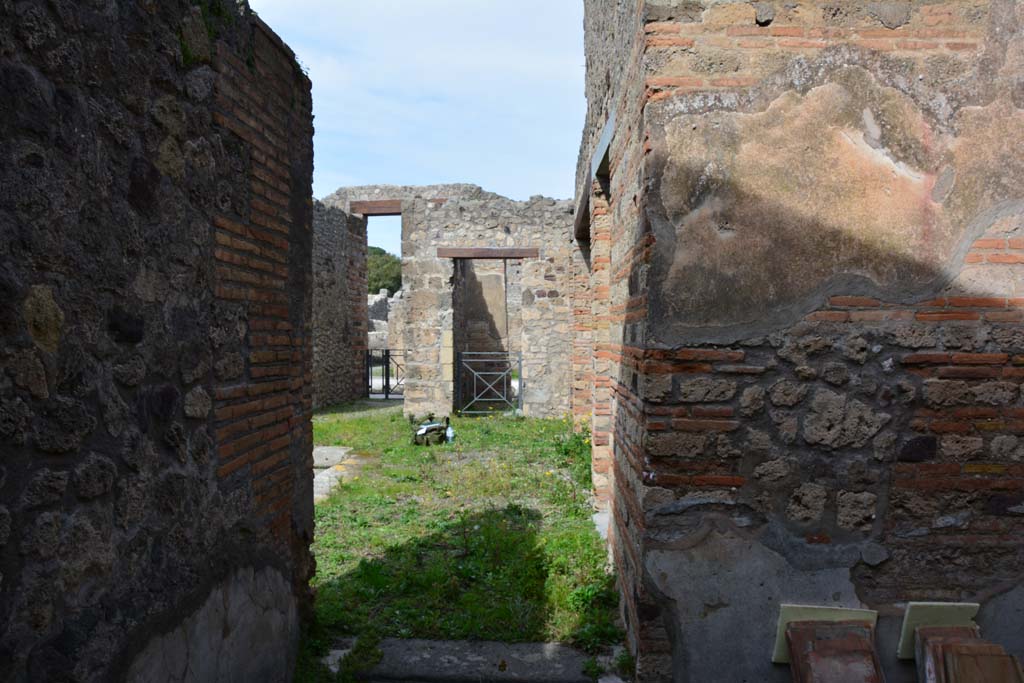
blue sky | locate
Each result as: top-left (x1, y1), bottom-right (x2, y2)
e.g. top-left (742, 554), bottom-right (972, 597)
top-left (248, 0), bottom-right (586, 255)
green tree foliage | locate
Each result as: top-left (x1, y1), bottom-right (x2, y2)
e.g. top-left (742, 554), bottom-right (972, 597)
top-left (367, 246), bottom-right (402, 295)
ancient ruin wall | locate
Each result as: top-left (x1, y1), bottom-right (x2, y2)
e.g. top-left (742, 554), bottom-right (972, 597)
top-left (367, 289), bottom-right (392, 322)
top-left (321, 183), bottom-right (503, 212)
top-left (452, 259), bottom-right (523, 354)
top-left (0, 1), bottom-right (314, 679)
top-left (387, 290), bottom-right (408, 356)
top-left (571, 0), bottom-right (652, 512)
top-left (451, 259), bottom-right (525, 409)
top-left (313, 202), bottom-right (368, 408)
top-left (578, 1), bottom-right (1024, 681)
top-left (401, 196), bottom-right (575, 419)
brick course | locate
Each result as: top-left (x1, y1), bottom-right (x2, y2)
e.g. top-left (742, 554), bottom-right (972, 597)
top-left (576, 1), bottom-right (1024, 680)
top-left (0, 2), bottom-right (315, 678)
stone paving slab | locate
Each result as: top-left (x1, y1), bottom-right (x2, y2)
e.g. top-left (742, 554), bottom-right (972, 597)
top-left (313, 446), bottom-right (372, 503)
top-left (323, 638), bottom-right (626, 682)
top-left (313, 462), bottom-right (358, 505)
top-left (314, 446), bottom-right (352, 468)
top-left (313, 466), bottom-right (348, 503)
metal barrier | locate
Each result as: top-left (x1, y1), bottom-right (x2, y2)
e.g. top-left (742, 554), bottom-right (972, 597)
top-left (366, 350), bottom-right (405, 399)
top-left (456, 351), bottom-right (522, 414)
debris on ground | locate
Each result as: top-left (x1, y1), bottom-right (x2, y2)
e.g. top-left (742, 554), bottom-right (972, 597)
top-left (414, 417), bottom-right (454, 446)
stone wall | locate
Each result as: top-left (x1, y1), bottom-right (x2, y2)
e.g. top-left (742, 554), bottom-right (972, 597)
top-left (367, 289), bottom-right (401, 351)
top-left (387, 290), bottom-right (408, 355)
top-left (452, 259), bottom-right (525, 409)
top-left (313, 203), bottom-right (367, 408)
top-left (400, 195), bottom-right (575, 419)
top-left (367, 288), bottom-right (392, 322)
top-left (0, 1), bottom-right (315, 680)
top-left (453, 259), bottom-right (521, 353)
top-left (320, 185), bottom-right (575, 419)
top-left (577, 1), bottom-right (1024, 681)
top-left (322, 183), bottom-right (502, 212)
top-left (573, 0), bottom-right (651, 526)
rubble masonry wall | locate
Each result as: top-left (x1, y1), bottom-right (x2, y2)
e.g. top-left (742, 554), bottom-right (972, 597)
top-left (401, 195), bottom-right (575, 419)
top-left (577, 1), bottom-right (1024, 680)
top-left (313, 202), bottom-right (367, 408)
top-left (0, 1), bottom-right (315, 679)
top-left (319, 186), bottom-right (575, 419)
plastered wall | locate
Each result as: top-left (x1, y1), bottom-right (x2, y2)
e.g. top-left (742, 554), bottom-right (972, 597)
top-left (576, 1), bottom-right (1024, 680)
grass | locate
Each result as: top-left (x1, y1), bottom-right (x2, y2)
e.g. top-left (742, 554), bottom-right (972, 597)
top-left (296, 401), bottom-right (618, 680)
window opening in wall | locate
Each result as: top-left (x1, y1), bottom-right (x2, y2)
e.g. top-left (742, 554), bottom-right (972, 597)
top-left (575, 141), bottom-right (611, 268)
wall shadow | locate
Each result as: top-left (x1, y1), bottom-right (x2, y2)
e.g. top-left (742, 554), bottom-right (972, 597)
top-left (453, 259), bottom-right (508, 353)
top-left (313, 506), bottom-right (551, 643)
top-left (603, 152), bottom-right (1024, 682)
top-left (452, 259), bottom-right (520, 413)
top-left (313, 399), bottom-right (404, 418)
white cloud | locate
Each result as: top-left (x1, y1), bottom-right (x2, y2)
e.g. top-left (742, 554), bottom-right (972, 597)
top-left (248, 0), bottom-right (585, 200)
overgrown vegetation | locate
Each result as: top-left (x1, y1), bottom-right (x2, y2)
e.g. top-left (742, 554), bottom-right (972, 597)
top-left (614, 651), bottom-right (637, 679)
top-left (295, 402), bottom-right (616, 680)
top-left (367, 246), bottom-right (402, 295)
top-left (192, 0), bottom-right (236, 39)
top-left (181, 0), bottom-right (236, 68)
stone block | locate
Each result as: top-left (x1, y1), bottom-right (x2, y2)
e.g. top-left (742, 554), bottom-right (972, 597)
top-left (770, 380), bottom-right (809, 407)
top-left (22, 285), bottom-right (63, 354)
top-left (74, 454), bottom-right (116, 499)
top-left (836, 491), bottom-right (877, 531)
top-left (787, 483), bottom-right (828, 523)
top-left (803, 390), bottom-right (890, 449)
top-left (183, 386), bottom-right (211, 419)
top-left (22, 469), bottom-right (68, 509)
top-left (740, 385), bottom-right (766, 416)
top-left (678, 377), bottom-right (736, 403)
top-left (647, 431), bottom-right (708, 458)
top-left (754, 458), bottom-right (793, 485)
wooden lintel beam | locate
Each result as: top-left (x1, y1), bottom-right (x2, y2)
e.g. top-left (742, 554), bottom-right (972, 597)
top-left (350, 200), bottom-right (403, 216)
top-left (573, 192), bottom-right (590, 241)
top-left (350, 198), bottom-right (448, 216)
top-left (436, 247), bottom-right (539, 259)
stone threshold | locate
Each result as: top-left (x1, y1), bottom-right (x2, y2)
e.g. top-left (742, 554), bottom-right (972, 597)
top-left (323, 638), bottom-right (628, 683)
top-left (313, 446), bottom-right (355, 503)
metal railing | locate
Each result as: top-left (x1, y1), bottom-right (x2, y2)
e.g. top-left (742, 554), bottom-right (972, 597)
top-left (366, 350), bottom-right (405, 399)
top-left (456, 351), bottom-right (522, 415)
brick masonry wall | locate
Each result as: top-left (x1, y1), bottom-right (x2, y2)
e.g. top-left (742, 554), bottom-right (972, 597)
top-left (0, 1), bottom-right (314, 680)
top-left (313, 202), bottom-right (368, 408)
top-left (578, 1), bottom-right (1024, 681)
top-left (576, 0), bottom-right (664, 674)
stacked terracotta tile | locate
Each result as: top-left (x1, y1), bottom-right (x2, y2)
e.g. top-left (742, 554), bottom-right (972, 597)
top-left (786, 621), bottom-right (884, 683)
top-left (916, 626), bottom-right (1024, 683)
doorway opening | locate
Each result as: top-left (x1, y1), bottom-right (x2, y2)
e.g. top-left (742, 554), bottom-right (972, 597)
top-left (452, 256), bottom-right (524, 414)
top-left (362, 211), bottom-right (405, 400)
